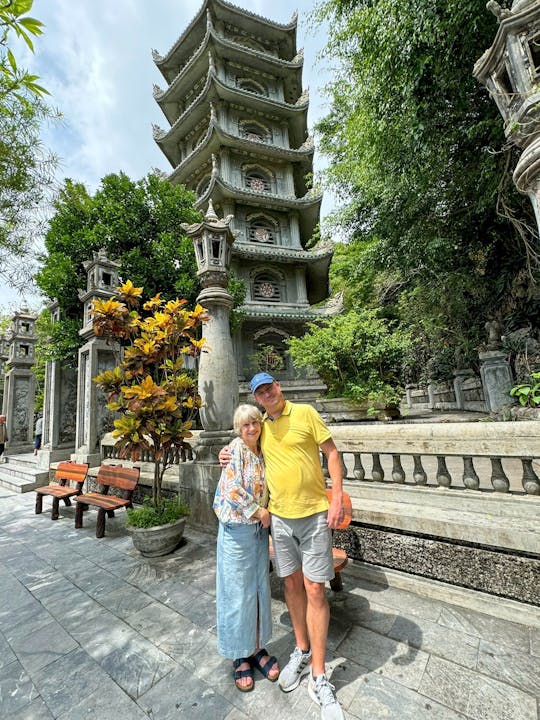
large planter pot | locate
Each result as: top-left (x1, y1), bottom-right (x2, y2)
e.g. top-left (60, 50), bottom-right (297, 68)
top-left (127, 517), bottom-right (186, 557)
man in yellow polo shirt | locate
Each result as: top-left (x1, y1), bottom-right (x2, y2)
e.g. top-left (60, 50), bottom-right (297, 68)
top-left (242, 372), bottom-right (345, 720)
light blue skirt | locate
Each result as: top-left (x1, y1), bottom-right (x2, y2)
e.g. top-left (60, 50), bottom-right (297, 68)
top-left (216, 521), bottom-right (272, 659)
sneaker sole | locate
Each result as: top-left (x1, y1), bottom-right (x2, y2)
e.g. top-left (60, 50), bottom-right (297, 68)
top-left (278, 663), bottom-right (311, 693)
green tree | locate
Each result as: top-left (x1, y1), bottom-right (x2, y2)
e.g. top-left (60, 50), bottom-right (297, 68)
top-left (36, 172), bottom-right (202, 363)
top-left (287, 308), bottom-right (410, 405)
top-left (1, 0), bottom-right (58, 288)
top-left (313, 0), bottom-right (538, 385)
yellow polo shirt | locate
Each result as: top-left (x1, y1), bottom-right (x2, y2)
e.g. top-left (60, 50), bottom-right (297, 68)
top-left (261, 401), bottom-right (331, 519)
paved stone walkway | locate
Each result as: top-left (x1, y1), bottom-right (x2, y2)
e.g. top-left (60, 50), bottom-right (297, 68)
top-left (0, 489), bottom-right (538, 720)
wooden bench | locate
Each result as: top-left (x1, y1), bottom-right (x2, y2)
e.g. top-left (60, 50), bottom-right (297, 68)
top-left (269, 489), bottom-right (353, 592)
top-left (34, 461), bottom-right (89, 520)
top-left (74, 465), bottom-right (140, 538)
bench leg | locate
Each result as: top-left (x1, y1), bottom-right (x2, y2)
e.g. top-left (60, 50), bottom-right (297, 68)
top-left (96, 508), bottom-right (106, 538)
top-left (51, 497), bottom-right (60, 521)
top-left (75, 502), bottom-right (84, 529)
top-left (35, 493), bottom-right (43, 515)
top-left (330, 571), bottom-right (343, 593)
top-left (106, 510), bottom-right (115, 519)
top-left (63, 497), bottom-right (72, 507)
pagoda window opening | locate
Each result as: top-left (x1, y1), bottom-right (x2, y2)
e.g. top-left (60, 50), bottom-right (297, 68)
top-left (528, 35), bottom-right (540, 76)
top-left (236, 77), bottom-right (268, 96)
top-left (495, 64), bottom-right (514, 99)
top-left (244, 166), bottom-right (273, 193)
top-left (19, 344), bottom-right (30, 357)
top-left (101, 272), bottom-right (112, 287)
top-left (21, 322), bottom-right (30, 333)
top-left (252, 271), bottom-right (283, 303)
top-left (252, 329), bottom-right (289, 374)
top-left (240, 120), bottom-right (270, 143)
top-left (248, 215), bottom-right (278, 244)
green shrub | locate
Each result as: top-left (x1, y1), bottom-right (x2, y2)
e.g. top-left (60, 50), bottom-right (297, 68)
top-left (126, 497), bottom-right (190, 529)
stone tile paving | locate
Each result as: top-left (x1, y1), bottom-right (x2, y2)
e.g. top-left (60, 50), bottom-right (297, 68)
top-left (0, 488), bottom-right (538, 720)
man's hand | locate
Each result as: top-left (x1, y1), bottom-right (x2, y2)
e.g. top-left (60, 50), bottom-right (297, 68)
top-left (327, 495), bottom-right (344, 529)
top-left (255, 507), bottom-right (271, 528)
top-left (218, 446), bottom-right (232, 468)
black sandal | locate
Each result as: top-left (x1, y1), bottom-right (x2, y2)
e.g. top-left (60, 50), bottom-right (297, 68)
top-left (251, 648), bottom-right (280, 682)
top-left (233, 657), bottom-right (254, 692)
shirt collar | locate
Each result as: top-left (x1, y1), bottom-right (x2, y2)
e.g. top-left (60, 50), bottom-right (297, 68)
top-left (263, 399), bottom-right (292, 422)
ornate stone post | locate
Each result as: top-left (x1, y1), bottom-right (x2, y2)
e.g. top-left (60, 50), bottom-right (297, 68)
top-left (2, 306), bottom-right (37, 453)
top-left (474, 1), bottom-right (540, 233)
top-left (37, 301), bottom-right (78, 469)
top-left (479, 319), bottom-right (514, 412)
top-left (179, 202), bottom-right (238, 525)
top-left (0, 334), bottom-right (8, 409)
top-left (72, 249), bottom-right (120, 466)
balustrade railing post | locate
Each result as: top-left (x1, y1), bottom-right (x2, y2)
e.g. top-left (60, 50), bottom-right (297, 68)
top-left (413, 455), bottom-right (427, 485)
top-left (372, 453), bottom-right (384, 482)
top-left (463, 456), bottom-right (480, 490)
top-left (436, 456), bottom-right (452, 488)
top-left (353, 452), bottom-right (366, 481)
top-left (490, 457), bottom-right (509, 492)
top-left (521, 458), bottom-right (540, 495)
top-left (392, 455), bottom-right (405, 483)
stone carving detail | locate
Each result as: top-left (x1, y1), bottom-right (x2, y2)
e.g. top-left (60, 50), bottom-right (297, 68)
top-left (12, 378), bottom-right (29, 441)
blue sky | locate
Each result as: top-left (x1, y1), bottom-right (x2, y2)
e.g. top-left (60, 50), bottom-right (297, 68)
top-left (1, 0), bottom-right (333, 312)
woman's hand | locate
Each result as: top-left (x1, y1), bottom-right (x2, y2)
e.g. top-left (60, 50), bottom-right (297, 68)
top-left (218, 446), bottom-right (232, 468)
top-left (255, 507), bottom-right (271, 528)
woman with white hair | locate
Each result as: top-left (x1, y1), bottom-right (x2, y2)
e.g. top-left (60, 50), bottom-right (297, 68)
top-left (213, 403), bottom-right (279, 692)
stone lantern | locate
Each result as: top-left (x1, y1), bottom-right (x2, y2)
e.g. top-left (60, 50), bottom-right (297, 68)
top-left (179, 202), bottom-right (239, 526)
top-left (182, 201), bottom-right (238, 445)
top-left (474, 0), bottom-right (540, 233)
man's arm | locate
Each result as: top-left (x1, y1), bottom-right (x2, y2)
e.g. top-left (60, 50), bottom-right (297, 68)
top-left (320, 437), bottom-right (343, 529)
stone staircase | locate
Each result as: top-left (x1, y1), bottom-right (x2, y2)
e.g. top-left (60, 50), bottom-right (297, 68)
top-left (0, 453), bottom-right (50, 493)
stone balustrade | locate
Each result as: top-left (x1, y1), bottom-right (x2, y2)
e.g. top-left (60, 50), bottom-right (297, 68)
top-left (327, 420), bottom-right (539, 495)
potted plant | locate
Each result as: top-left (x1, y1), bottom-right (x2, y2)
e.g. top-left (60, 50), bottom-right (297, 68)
top-left (92, 280), bottom-right (206, 556)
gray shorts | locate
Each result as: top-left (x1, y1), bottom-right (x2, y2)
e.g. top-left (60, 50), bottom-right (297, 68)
top-left (271, 511), bottom-right (334, 583)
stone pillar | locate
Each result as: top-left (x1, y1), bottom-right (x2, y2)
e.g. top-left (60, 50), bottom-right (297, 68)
top-left (37, 301), bottom-right (78, 469)
top-left (2, 307), bottom-right (37, 453)
top-left (180, 202), bottom-right (238, 525)
top-left (0, 334), bottom-right (8, 410)
top-left (72, 249), bottom-right (120, 466)
top-left (479, 351), bottom-right (514, 412)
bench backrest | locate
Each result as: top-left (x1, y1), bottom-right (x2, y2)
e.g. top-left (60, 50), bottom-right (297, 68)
top-left (55, 461), bottom-right (89, 487)
top-left (96, 465), bottom-right (140, 494)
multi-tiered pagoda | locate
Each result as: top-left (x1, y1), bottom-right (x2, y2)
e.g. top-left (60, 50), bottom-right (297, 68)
top-left (152, 0), bottom-right (333, 397)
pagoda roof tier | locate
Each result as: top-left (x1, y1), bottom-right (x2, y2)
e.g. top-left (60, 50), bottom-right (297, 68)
top-left (158, 118), bottom-right (314, 182)
top-left (193, 174), bottom-right (322, 242)
top-left (238, 305), bottom-right (320, 322)
top-left (155, 71), bottom-right (309, 148)
top-left (154, 0), bottom-right (297, 82)
top-left (155, 24), bottom-right (303, 123)
top-left (233, 243), bottom-right (333, 304)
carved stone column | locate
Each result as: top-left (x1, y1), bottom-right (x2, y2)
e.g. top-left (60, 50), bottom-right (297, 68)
top-left (72, 249), bottom-right (120, 466)
top-left (2, 306), bottom-right (37, 453)
top-left (37, 301), bottom-right (78, 469)
top-left (180, 202), bottom-right (238, 525)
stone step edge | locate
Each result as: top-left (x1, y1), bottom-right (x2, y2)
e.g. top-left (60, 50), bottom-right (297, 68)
top-left (0, 475), bottom-right (38, 493)
top-left (345, 561), bottom-right (540, 629)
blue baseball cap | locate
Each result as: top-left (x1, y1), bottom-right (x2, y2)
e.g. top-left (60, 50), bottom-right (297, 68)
top-left (250, 372), bottom-right (276, 394)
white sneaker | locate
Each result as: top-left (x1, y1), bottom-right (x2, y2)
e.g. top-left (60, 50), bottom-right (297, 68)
top-left (278, 646), bottom-right (312, 692)
top-left (308, 671), bottom-right (344, 720)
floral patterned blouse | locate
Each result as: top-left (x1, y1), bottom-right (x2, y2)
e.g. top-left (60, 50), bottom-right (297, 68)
top-left (213, 436), bottom-right (267, 524)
